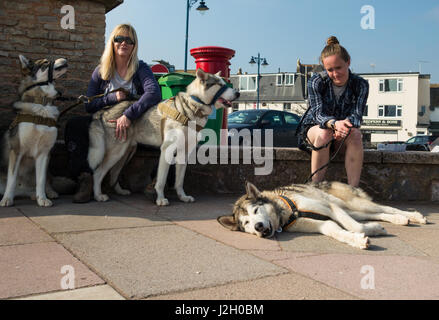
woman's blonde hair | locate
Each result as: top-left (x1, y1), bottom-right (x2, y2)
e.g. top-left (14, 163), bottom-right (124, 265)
top-left (100, 23), bottom-right (139, 81)
top-left (320, 36), bottom-right (351, 65)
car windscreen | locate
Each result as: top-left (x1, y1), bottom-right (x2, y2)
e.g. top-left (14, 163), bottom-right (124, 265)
top-left (228, 112), bottom-right (262, 124)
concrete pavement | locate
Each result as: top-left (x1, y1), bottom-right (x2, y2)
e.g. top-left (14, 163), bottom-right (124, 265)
top-left (0, 192), bottom-right (438, 300)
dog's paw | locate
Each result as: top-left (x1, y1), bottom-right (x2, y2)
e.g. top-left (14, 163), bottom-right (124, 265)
top-left (353, 233), bottom-right (370, 250)
top-left (37, 198), bottom-right (53, 207)
top-left (156, 198), bottom-right (169, 206)
top-left (46, 190), bottom-right (59, 199)
top-left (114, 183), bottom-right (131, 196)
top-left (95, 194), bottom-right (110, 202)
top-left (179, 195), bottom-right (195, 203)
top-left (365, 222), bottom-right (388, 236)
top-left (0, 197), bottom-right (14, 207)
top-left (410, 211), bottom-right (428, 225)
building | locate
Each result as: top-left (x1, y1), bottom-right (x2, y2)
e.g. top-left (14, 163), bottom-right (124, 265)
top-left (0, 0), bottom-right (123, 133)
top-left (429, 84), bottom-right (439, 135)
top-left (231, 60), bottom-right (433, 143)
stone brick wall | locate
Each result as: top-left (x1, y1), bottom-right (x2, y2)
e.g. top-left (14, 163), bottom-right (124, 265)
top-left (0, 0), bottom-right (107, 134)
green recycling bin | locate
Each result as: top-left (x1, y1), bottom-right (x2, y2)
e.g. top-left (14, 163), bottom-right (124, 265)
top-left (157, 72), bottom-right (226, 145)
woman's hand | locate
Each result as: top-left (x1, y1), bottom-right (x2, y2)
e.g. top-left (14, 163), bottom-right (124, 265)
top-left (108, 115), bottom-right (131, 141)
top-left (333, 119), bottom-right (352, 140)
top-left (115, 90), bottom-right (127, 101)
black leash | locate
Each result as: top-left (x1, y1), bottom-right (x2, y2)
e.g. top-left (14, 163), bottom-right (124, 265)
top-left (304, 127), bottom-right (352, 183)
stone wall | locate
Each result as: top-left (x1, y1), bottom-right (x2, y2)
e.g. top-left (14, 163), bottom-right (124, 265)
top-left (0, 0), bottom-right (108, 135)
top-left (49, 145), bottom-right (439, 202)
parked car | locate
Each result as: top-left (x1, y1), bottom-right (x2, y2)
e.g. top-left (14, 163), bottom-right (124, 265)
top-left (405, 135), bottom-right (439, 151)
top-left (380, 135), bottom-right (439, 151)
top-left (227, 109), bottom-right (301, 147)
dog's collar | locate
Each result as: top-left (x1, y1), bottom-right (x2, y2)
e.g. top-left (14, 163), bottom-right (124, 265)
top-left (278, 195), bottom-right (330, 231)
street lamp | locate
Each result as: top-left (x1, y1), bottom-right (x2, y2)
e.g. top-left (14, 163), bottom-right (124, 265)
top-left (249, 53), bottom-right (268, 109)
top-left (185, 0), bottom-right (209, 72)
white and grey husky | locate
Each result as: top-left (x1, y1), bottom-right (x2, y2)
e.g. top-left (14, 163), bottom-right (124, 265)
top-left (218, 181), bottom-right (427, 249)
top-left (88, 68), bottom-right (240, 206)
top-left (0, 55), bottom-right (68, 207)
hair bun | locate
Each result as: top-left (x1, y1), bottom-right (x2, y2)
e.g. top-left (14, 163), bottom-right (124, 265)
top-left (326, 36), bottom-right (339, 46)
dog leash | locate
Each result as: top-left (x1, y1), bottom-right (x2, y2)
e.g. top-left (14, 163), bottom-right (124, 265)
top-left (304, 127), bottom-right (352, 184)
top-left (56, 87), bottom-right (131, 119)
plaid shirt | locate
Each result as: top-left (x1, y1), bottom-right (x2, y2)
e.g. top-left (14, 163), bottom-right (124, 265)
top-left (302, 70), bottom-right (369, 129)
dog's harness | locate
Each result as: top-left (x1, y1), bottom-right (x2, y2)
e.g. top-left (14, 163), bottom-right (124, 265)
top-left (9, 113), bottom-right (57, 130)
top-left (278, 195), bottom-right (329, 231)
top-left (157, 84), bottom-right (229, 141)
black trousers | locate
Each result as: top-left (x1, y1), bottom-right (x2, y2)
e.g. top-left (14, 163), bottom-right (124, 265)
top-left (64, 116), bottom-right (93, 180)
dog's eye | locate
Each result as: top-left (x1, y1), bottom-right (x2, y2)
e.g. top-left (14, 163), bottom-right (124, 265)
top-left (244, 220), bottom-right (249, 226)
top-left (253, 208), bottom-right (258, 215)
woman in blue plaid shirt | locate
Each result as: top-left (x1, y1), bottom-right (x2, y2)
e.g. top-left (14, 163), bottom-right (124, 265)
top-left (300, 36), bottom-right (369, 187)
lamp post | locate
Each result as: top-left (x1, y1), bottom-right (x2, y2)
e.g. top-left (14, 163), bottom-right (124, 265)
top-left (185, 0), bottom-right (209, 72)
top-left (249, 53), bottom-right (268, 109)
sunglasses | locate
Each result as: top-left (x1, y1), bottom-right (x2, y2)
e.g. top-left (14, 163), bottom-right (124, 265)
top-left (114, 35), bottom-right (135, 45)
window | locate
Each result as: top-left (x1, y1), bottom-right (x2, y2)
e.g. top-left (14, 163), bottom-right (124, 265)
top-left (284, 113), bottom-right (300, 125)
top-left (379, 79), bottom-right (403, 92)
top-left (239, 76), bottom-right (257, 91)
top-left (285, 74), bottom-right (295, 85)
top-left (276, 74), bottom-right (284, 86)
top-left (378, 105), bottom-right (402, 117)
top-left (262, 112), bottom-right (283, 127)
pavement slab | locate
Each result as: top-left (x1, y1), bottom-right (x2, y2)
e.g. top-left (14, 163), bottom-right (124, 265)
top-left (54, 225), bottom-right (286, 299)
top-left (0, 207), bottom-right (53, 246)
top-left (15, 285), bottom-right (125, 300)
top-left (272, 253), bottom-right (439, 299)
top-left (148, 273), bottom-right (357, 300)
top-left (16, 196), bottom-right (170, 233)
top-left (0, 242), bottom-right (104, 299)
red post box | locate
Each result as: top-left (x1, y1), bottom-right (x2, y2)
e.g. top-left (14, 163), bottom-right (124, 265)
top-left (190, 46), bottom-right (235, 145)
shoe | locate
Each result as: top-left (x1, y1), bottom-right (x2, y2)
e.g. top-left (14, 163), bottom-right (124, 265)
top-left (73, 172), bottom-right (93, 203)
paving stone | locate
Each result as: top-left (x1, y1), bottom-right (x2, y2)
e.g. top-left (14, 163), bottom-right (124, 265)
top-left (273, 253), bottom-right (439, 299)
top-left (16, 196), bottom-right (170, 233)
top-left (15, 285), bottom-right (124, 300)
top-left (54, 225), bottom-right (286, 299)
top-left (148, 273), bottom-right (357, 300)
top-left (0, 242), bottom-right (104, 299)
top-left (0, 207), bottom-right (52, 246)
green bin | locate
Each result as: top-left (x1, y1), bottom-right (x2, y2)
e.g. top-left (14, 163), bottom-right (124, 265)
top-left (157, 72), bottom-right (226, 145)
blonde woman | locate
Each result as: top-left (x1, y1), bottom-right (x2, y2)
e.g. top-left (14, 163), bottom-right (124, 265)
top-left (65, 24), bottom-right (161, 202)
top-left (298, 36), bottom-right (369, 187)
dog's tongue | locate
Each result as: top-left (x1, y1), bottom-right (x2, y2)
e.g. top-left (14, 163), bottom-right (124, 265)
top-left (218, 97), bottom-right (232, 107)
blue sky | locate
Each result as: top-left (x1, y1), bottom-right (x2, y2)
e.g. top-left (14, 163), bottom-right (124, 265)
top-left (106, 0), bottom-right (439, 82)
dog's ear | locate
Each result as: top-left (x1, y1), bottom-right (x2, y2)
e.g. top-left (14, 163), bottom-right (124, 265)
top-left (245, 181), bottom-right (261, 200)
top-left (19, 55), bottom-right (32, 75)
top-left (217, 215), bottom-right (240, 231)
top-left (215, 71), bottom-right (222, 77)
top-left (196, 68), bottom-right (208, 82)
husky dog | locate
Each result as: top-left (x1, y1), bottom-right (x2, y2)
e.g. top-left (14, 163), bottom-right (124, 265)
top-left (0, 55), bottom-right (68, 207)
top-left (218, 181), bottom-right (427, 249)
top-left (88, 68), bottom-right (240, 206)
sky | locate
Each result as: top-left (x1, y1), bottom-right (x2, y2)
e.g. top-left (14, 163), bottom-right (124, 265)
top-left (106, 0), bottom-right (439, 83)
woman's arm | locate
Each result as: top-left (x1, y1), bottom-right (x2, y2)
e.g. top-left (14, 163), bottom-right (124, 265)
top-left (347, 77), bottom-right (369, 128)
top-left (307, 74), bottom-right (336, 129)
top-left (123, 62), bottom-right (161, 121)
top-left (84, 66), bottom-right (119, 113)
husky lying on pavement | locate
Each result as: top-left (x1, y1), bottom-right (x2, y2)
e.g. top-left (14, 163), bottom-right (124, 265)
top-left (88, 68), bottom-right (240, 206)
top-left (0, 55), bottom-right (68, 207)
top-left (218, 181), bottom-right (427, 249)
